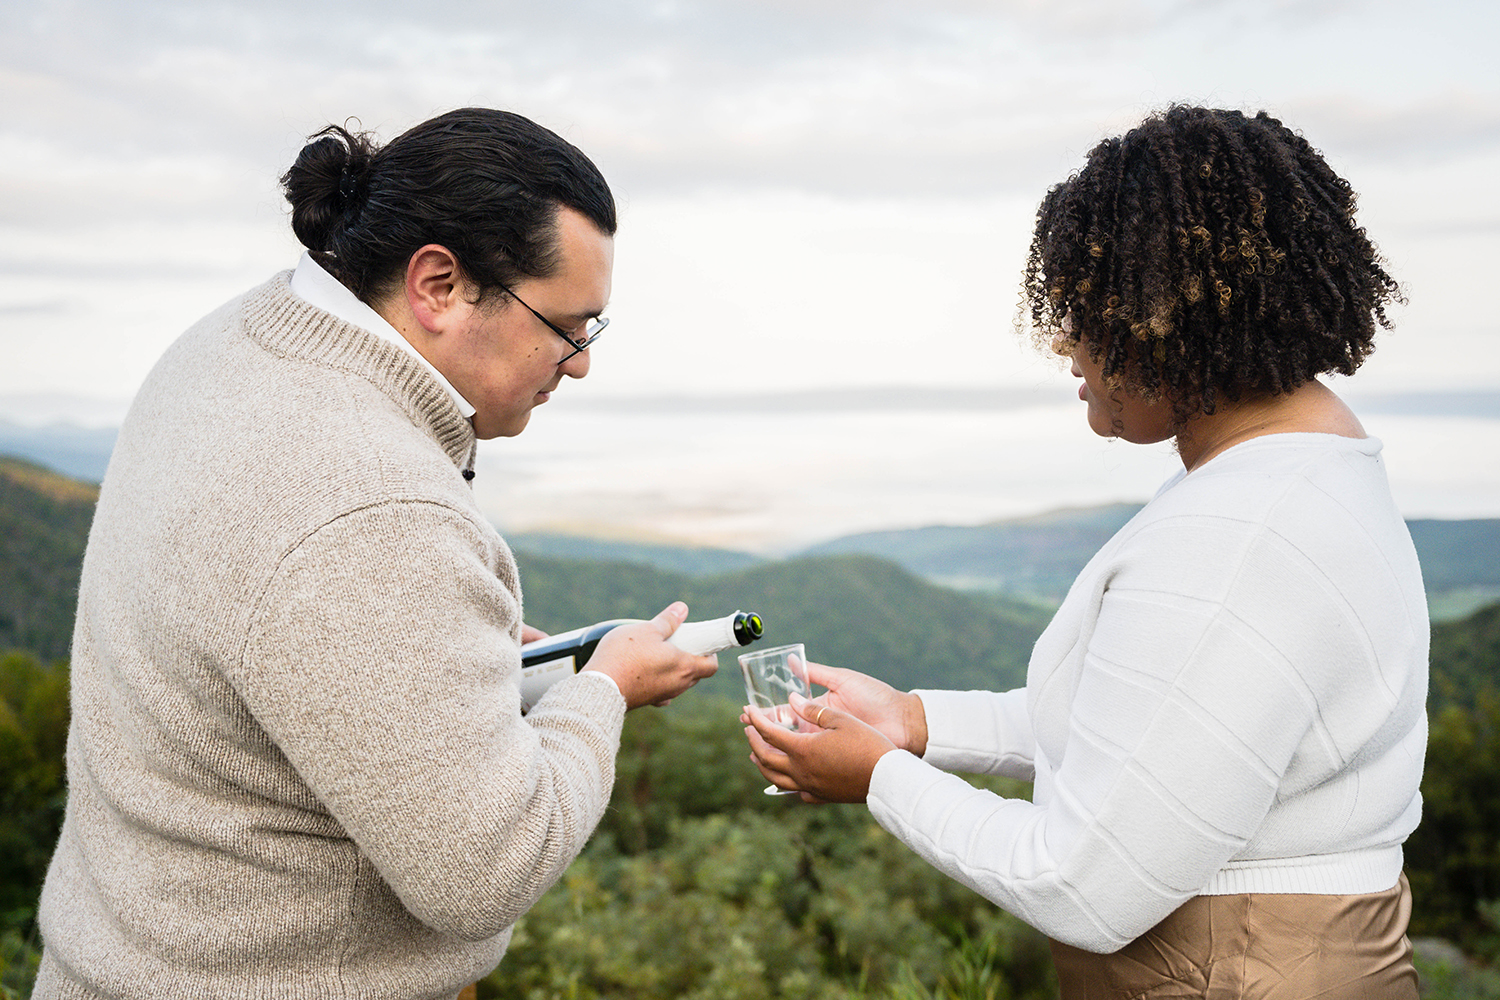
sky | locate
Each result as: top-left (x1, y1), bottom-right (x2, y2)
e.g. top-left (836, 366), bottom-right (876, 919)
top-left (2, 0), bottom-right (1497, 549)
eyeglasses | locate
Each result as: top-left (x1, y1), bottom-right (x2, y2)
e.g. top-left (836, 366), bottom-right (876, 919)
top-left (498, 283), bottom-right (608, 363)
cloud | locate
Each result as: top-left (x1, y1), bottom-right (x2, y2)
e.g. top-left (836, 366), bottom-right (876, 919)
top-left (1291, 91), bottom-right (1500, 164)
top-left (4, 0), bottom-right (1498, 211)
top-left (1, 0), bottom-right (1496, 406)
top-left (0, 129), bottom-right (272, 228)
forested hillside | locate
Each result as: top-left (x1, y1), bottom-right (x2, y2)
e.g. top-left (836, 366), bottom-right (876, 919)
top-left (0, 458), bottom-right (96, 662)
top-left (515, 551), bottom-right (1050, 702)
top-left (803, 503), bottom-right (1142, 601)
top-left (5, 457), bottom-right (1500, 997)
top-left (1429, 603), bottom-right (1500, 710)
top-left (1407, 600), bottom-right (1500, 966)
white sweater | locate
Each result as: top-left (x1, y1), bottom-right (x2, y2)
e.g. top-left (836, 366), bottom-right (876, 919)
top-left (867, 433), bottom-right (1429, 953)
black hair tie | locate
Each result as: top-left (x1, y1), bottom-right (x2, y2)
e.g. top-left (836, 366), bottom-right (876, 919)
top-left (338, 166), bottom-right (359, 207)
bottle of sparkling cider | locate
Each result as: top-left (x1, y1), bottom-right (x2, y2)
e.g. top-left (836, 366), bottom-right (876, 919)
top-left (519, 610), bottom-right (765, 712)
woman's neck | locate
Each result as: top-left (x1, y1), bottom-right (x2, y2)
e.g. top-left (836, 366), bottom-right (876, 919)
top-left (1175, 380), bottom-right (1367, 472)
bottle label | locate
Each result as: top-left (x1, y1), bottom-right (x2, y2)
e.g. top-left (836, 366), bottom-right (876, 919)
top-left (519, 654), bottom-right (578, 713)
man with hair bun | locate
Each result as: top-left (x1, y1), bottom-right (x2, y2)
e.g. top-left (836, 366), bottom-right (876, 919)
top-left (33, 108), bottom-right (717, 999)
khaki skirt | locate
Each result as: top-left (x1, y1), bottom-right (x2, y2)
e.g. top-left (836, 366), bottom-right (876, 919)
top-left (1049, 873), bottom-right (1418, 1000)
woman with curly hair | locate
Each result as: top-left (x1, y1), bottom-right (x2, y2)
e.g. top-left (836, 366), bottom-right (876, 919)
top-left (746, 107), bottom-right (1425, 999)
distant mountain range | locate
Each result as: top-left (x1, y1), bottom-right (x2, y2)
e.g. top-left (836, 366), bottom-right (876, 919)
top-left (5, 452), bottom-right (1499, 699)
top-left (5, 394), bottom-right (1500, 627)
top-left (512, 509), bottom-right (1500, 623)
top-left (0, 456), bottom-right (1046, 695)
top-left (7, 416), bottom-right (1496, 625)
top-left (0, 420), bottom-right (116, 484)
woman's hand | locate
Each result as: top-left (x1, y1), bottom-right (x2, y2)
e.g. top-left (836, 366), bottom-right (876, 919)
top-left (582, 602), bottom-right (718, 709)
top-left (803, 662), bottom-right (929, 757)
top-left (743, 694), bottom-right (897, 803)
top-left (520, 623), bottom-right (550, 644)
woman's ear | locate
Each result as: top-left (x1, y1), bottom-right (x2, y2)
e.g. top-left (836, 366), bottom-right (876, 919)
top-left (404, 244), bottom-right (468, 334)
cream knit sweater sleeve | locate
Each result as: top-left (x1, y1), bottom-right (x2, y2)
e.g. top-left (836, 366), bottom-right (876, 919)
top-left (243, 498), bottom-right (622, 940)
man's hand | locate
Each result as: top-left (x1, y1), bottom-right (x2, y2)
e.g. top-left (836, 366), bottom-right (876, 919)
top-left (582, 602), bottom-right (718, 709)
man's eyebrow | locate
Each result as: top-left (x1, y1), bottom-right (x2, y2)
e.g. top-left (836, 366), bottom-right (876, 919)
top-left (561, 303), bottom-right (609, 323)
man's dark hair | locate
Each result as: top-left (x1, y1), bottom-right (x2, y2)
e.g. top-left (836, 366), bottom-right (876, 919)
top-left (280, 108), bottom-right (617, 305)
top-left (1022, 105), bottom-right (1402, 419)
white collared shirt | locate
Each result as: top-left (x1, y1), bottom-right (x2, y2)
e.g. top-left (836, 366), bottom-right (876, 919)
top-left (289, 253), bottom-right (476, 419)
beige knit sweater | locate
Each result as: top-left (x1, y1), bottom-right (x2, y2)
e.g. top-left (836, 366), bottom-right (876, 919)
top-left (34, 273), bottom-right (627, 999)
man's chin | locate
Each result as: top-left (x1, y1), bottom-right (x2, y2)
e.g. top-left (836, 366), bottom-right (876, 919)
top-left (471, 412), bottom-right (531, 440)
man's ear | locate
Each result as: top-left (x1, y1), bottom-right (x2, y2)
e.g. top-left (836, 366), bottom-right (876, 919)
top-left (404, 245), bottom-right (469, 334)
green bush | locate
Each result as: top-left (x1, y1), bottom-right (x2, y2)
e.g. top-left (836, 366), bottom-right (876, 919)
top-left (0, 926), bottom-right (42, 1000)
top-left (8, 591), bottom-right (1500, 997)
top-left (0, 649), bottom-right (65, 999)
top-left (480, 697), bottom-right (1054, 1000)
top-left (1408, 690), bottom-right (1500, 958)
top-left (0, 651), bottom-right (68, 932)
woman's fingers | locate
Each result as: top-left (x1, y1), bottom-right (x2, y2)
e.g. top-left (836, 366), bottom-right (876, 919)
top-left (744, 707), bottom-right (798, 755)
top-left (751, 753), bottom-right (798, 792)
top-left (790, 692), bottom-right (835, 729)
top-left (740, 695), bottom-right (829, 730)
top-left (743, 716), bottom-right (781, 758)
top-left (745, 723), bottom-right (797, 788)
top-left (802, 660), bottom-right (844, 689)
top-left (743, 694), bottom-right (898, 804)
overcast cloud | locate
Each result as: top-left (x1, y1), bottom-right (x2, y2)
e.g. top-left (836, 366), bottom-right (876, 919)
top-left (7, 0), bottom-right (1498, 211)
top-left (4, 1), bottom-right (1497, 539)
top-left (1, 0), bottom-right (1497, 434)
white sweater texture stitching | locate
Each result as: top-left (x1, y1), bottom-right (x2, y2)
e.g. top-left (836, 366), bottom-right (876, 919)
top-left (866, 433), bottom-right (1429, 953)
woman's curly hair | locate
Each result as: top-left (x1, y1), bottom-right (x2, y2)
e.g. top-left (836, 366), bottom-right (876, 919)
top-left (1021, 106), bottom-right (1402, 420)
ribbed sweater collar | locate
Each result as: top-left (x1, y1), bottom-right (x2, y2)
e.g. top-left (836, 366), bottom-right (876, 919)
top-left (242, 272), bottom-right (477, 470)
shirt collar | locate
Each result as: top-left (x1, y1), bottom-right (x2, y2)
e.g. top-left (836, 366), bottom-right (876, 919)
top-left (289, 252), bottom-right (476, 419)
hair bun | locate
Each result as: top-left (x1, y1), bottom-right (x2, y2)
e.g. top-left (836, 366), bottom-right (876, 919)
top-left (281, 125), bottom-right (376, 253)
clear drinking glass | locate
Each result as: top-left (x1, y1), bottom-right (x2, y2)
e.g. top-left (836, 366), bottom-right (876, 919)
top-left (739, 643), bottom-right (810, 731)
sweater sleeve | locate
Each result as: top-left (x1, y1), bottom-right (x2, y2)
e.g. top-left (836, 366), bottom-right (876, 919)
top-left (913, 688), bottom-right (1035, 779)
top-left (239, 499), bottom-right (625, 941)
top-left (869, 514), bottom-right (1384, 952)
